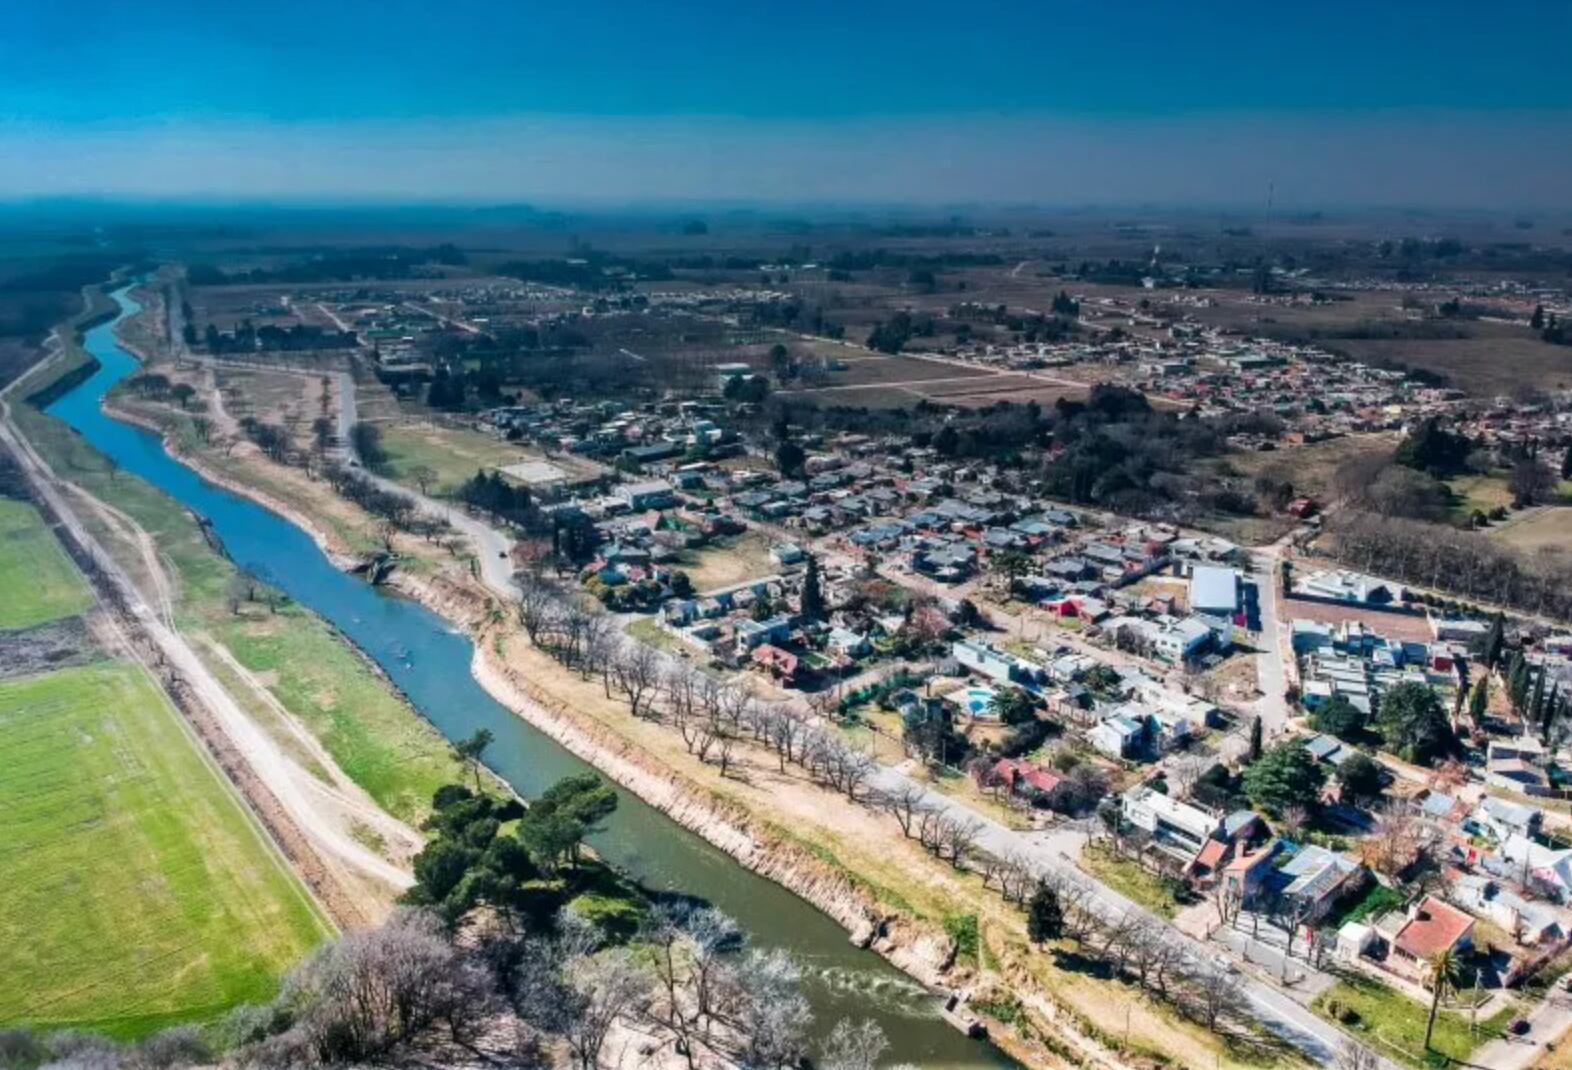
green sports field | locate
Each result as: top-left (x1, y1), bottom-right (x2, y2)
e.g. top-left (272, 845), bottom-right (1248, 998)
top-left (0, 661), bottom-right (331, 1038)
top-left (0, 499), bottom-right (93, 630)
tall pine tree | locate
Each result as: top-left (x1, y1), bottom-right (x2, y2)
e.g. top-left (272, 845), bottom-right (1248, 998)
top-left (799, 552), bottom-right (826, 622)
top-left (1483, 613), bottom-right (1505, 670)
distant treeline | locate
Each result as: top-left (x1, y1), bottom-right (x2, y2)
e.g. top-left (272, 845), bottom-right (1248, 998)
top-left (0, 253), bottom-right (129, 338)
top-left (187, 245), bottom-right (467, 285)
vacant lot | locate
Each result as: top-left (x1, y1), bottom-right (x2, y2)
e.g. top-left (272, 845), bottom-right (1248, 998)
top-left (1227, 434), bottom-right (1397, 506)
top-left (0, 499), bottom-right (93, 631)
top-left (379, 420), bottom-right (597, 495)
top-left (679, 531), bottom-right (779, 592)
top-left (0, 661), bottom-right (329, 1037)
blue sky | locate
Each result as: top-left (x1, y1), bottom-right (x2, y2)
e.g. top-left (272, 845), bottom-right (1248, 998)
top-left (3, 0), bottom-right (1570, 205)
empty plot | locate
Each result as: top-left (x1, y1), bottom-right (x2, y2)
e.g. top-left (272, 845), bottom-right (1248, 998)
top-left (0, 661), bottom-right (330, 1037)
top-left (0, 499), bottom-right (93, 631)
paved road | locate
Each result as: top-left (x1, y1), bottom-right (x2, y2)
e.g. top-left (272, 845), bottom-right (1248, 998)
top-left (857, 758), bottom-right (1385, 1066)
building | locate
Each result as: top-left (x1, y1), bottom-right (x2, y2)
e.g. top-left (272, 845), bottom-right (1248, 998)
top-left (616, 479), bottom-right (677, 510)
top-left (1190, 566), bottom-right (1240, 618)
top-left (1271, 844), bottom-right (1364, 923)
top-left (1091, 712), bottom-right (1150, 759)
top-left (1122, 785), bottom-right (1221, 858)
top-left (1381, 896), bottom-right (1475, 986)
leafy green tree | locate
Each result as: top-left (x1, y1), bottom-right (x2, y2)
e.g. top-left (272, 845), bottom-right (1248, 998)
top-left (1423, 949), bottom-right (1462, 1052)
top-left (1310, 696), bottom-right (1365, 740)
top-left (988, 686), bottom-right (1039, 727)
top-left (1373, 682), bottom-right (1454, 762)
top-left (1241, 739), bottom-right (1325, 817)
top-left (1337, 752), bottom-right (1384, 806)
top-left (1026, 883), bottom-right (1064, 945)
top-left (1482, 613), bottom-right (1505, 670)
top-left (451, 727), bottom-right (495, 792)
top-left (1394, 417), bottom-right (1470, 477)
top-left (1467, 678), bottom-right (1490, 725)
top-left (990, 550), bottom-right (1031, 599)
top-left (517, 773), bottom-right (618, 871)
top-left (775, 439), bottom-right (806, 478)
top-left (800, 553), bottom-right (826, 621)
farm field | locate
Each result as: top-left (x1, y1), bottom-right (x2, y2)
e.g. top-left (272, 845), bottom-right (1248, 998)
top-left (12, 374), bottom-right (460, 827)
top-left (0, 661), bottom-right (330, 1037)
top-left (0, 499), bottom-right (93, 630)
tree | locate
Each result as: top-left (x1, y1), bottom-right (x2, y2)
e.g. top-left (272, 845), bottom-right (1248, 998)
top-left (1310, 695), bottom-right (1365, 740)
top-left (1247, 716), bottom-right (1264, 762)
top-left (409, 464), bottom-right (439, 496)
top-left (1337, 752), bottom-right (1384, 806)
top-left (1241, 739), bottom-right (1325, 817)
top-left (1423, 949), bottom-right (1462, 1052)
top-left (819, 1019), bottom-right (888, 1070)
top-left (990, 549), bottom-right (1031, 599)
top-left (450, 728), bottom-right (494, 793)
top-left (1026, 883), bottom-right (1064, 945)
top-left (1482, 612), bottom-right (1505, 669)
top-left (562, 950), bottom-right (653, 1070)
top-left (1335, 1037), bottom-right (1380, 1070)
top-left (1509, 456), bottom-right (1553, 507)
top-left (800, 553), bottom-right (826, 621)
top-left (1467, 677), bottom-right (1490, 725)
top-left (1532, 304), bottom-right (1546, 330)
top-left (989, 686), bottom-right (1038, 727)
top-left (518, 774), bottom-right (618, 871)
top-left (1373, 682), bottom-right (1454, 762)
top-left (775, 439), bottom-right (806, 478)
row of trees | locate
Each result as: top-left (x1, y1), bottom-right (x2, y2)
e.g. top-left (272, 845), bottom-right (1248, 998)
top-left (1327, 510), bottom-right (1572, 623)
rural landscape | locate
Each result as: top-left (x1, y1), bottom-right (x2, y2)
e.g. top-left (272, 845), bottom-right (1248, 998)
top-left (3, 4), bottom-right (1572, 1070)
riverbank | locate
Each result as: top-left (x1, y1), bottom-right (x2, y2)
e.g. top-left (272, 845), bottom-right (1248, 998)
top-left (90, 297), bottom-right (1310, 1070)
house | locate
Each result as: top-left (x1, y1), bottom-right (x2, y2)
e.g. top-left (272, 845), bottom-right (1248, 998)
top-left (1271, 844), bottom-right (1365, 923)
top-left (617, 479), bottom-right (677, 510)
top-left (734, 615), bottom-right (793, 654)
top-left (952, 638), bottom-right (1048, 690)
top-left (826, 627), bottom-right (873, 660)
top-left (751, 643), bottom-right (799, 684)
top-left (1122, 785), bottom-right (1221, 858)
top-left (1190, 566), bottom-right (1240, 618)
top-left (771, 542), bottom-right (807, 566)
top-left (1466, 797), bottom-right (1543, 842)
top-left (1383, 896), bottom-right (1475, 986)
top-left (1091, 712), bottom-right (1150, 759)
top-left (978, 758), bottom-right (1068, 809)
top-left (1499, 834), bottom-right (1572, 902)
top-left (1451, 875), bottom-right (1564, 948)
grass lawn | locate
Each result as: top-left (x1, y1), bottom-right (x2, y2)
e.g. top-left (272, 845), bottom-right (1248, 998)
top-left (1080, 842), bottom-right (1179, 919)
top-left (0, 498), bottom-right (93, 630)
top-left (1447, 473), bottom-right (1515, 521)
top-left (1313, 974), bottom-right (1512, 1068)
top-left (13, 376), bottom-right (460, 827)
top-left (0, 661), bottom-right (330, 1038)
top-left (378, 421), bottom-right (538, 495)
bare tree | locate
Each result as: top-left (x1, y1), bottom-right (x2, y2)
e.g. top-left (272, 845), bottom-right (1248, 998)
top-left (879, 781), bottom-right (932, 839)
top-left (1334, 1037), bottom-right (1380, 1070)
top-left (612, 644), bottom-right (661, 719)
top-left (559, 950), bottom-right (653, 1070)
top-left (819, 1019), bottom-right (889, 1070)
top-left (1181, 961), bottom-right (1249, 1032)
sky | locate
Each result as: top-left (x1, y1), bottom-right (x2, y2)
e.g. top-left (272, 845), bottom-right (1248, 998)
top-left (3, 0), bottom-right (1570, 208)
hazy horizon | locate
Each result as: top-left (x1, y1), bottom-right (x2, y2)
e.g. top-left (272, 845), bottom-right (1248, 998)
top-left (5, 0), bottom-right (1570, 210)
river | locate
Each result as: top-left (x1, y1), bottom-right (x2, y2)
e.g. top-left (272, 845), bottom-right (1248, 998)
top-left (47, 286), bottom-right (1013, 1068)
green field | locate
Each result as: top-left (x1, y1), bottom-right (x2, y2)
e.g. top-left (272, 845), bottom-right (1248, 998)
top-left (378, 421), bottom-right (527, 494)
top-left (0, 499), bottom-right (93, 630)
top-left (12, 361), bottom-right (459, 826)
top-left (0, 661), bottom-right (331, 1037)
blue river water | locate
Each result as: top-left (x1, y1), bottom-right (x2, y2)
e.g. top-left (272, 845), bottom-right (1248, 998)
top-left (47, 286), bottom-right (1011, 1067)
